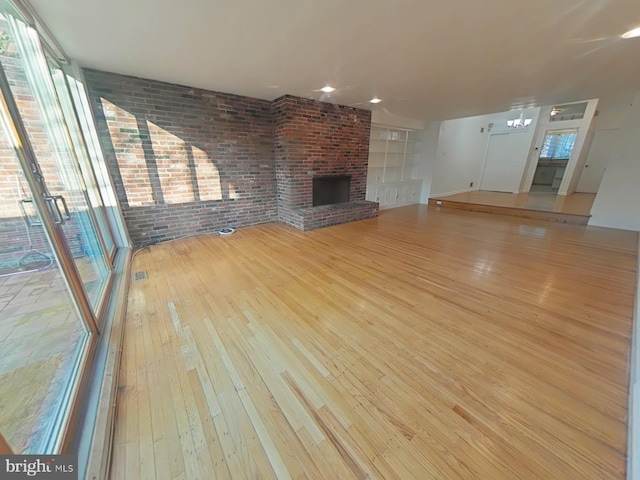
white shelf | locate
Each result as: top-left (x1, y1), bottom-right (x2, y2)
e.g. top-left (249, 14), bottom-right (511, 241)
top-left (385, 153), bottom-right (403, 167)
top-left (368, 167), bottom-right (384, 184)
top-left (385, 168), bottom-right (402, 182)
top-left (367, 124), bottom-right (420, 186)
top-left (387, 142), bottom-right (405, 154)
top-left (368, 151), bottom-right (386, 168)
top-left (369, 138), bottom-right (387, 151)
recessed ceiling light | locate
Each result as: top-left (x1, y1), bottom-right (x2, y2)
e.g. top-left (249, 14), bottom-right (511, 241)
top-left (621, 27), bottom-right (640, 39)
top-left (320, 86), bottom-right (335, 93)
top-left (369, 97), bottom-right (382, 104)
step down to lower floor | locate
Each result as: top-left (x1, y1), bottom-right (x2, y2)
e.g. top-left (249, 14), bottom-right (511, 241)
top-left (428, 198), bottom-right (590, 225)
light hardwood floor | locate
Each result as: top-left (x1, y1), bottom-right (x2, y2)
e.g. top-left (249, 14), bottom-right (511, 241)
top-left (112, 205), bottom-right (638, 479)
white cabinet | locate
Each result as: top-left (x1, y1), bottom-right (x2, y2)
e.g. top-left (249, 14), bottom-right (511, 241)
top-left (533, 166), bottom-right (555, 186)
top-left (532, 165), bottom-right (566, 190)
top-left (366, 185), bottom-right (380, 203)
top-left (385, 185), bottom-right (399, 208)
top-left (552, 167), bottom-right (565, 190)
top-left (399, 182), bottom-right (420, 205)
top-left (367, 180), bottom-right (422, 210)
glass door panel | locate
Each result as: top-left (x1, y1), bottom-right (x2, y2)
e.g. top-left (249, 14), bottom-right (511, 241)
top-left (65, 72), bottom-right (125, 250)
top-left (49, 64), bottom-right (115, 260)
top-left (0, 88), bottom-right (90, 453)
top-left (0, 12), bottom-right (110, 312)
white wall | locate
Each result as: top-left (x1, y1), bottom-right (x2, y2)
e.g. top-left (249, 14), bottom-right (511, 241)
top-left (416, 121), bottom-right (440, 203)
top-left (562, 102), bottom-right (598, 195)
top-left (480, 132), bottom-right (533, 192)
top-left (576, 93), bottom-right (637, 193)
top-left (589, 91), bottom-right (640, 231)
top-left (430, 107), bottom-right (540, 197)
top-left (430, 115), bottom-right (486, 196)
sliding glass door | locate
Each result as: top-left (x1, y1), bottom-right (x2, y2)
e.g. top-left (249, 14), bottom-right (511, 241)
top-left (0, 95), bottom-right (90, 453)
top-left (0, 3), bottom-right (118, 454)
top-left (49, 64), bottom-right (116, 262)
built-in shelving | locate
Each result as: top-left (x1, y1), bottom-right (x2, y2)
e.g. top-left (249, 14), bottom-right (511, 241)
top-left (367, 125), bottom-right (421, 209)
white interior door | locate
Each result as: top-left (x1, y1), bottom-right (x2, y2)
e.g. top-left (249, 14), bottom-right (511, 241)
top-left (576, 129), bottom-right (619, 193)
top-left (480, 133), bottom-right (528, 193)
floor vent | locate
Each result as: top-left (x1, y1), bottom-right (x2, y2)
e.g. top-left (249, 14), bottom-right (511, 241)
top-left (134, 270), bottom-right (148, 281)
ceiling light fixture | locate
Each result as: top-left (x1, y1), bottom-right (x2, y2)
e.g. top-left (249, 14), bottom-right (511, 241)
top-left (320, 86), bottom-right (335, 93)
top-left (369, 97), bottom-right (382, 104)
top-left (621, 27), bottom-right (640, 39)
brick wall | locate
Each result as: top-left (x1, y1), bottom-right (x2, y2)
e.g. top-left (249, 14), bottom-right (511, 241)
top-left (84, 70), bottom-right (278, 246)
top-left (272, 95), bottom-right (377, 229)
top-left (83, 71), bottom-right (377, 242)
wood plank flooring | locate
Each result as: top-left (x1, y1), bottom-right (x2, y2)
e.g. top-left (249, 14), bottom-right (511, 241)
top-left (432, 191), bottom-right (595, 215)
top-left (111, 205), bottom-right (638, 479)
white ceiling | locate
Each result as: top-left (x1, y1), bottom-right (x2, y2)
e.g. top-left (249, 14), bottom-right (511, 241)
top-left (28, 0), bottom-right (640, 124)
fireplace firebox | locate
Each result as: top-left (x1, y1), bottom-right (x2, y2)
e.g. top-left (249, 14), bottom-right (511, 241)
top-left (312, 175), bottom-right (351, 207)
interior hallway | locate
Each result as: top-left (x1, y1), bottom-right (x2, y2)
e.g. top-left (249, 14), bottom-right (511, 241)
top-left (112, 205), bottom-right (637, 479)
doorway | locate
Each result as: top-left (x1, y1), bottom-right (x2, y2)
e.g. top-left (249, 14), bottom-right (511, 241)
top-left (531, 128), bottom-right (578, 193)
top-left (576, 129), bottom-right (617, 193)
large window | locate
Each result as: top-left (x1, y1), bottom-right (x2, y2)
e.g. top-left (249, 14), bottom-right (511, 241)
top-left (540, 128), bottom-right (578, 160)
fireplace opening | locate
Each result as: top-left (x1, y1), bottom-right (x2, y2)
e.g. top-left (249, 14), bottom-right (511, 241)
top-left (312, 175), bottom-right (351, 207)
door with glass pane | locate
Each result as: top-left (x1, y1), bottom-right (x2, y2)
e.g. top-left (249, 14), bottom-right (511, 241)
top-left (0, 10), bottom-right (111, 313)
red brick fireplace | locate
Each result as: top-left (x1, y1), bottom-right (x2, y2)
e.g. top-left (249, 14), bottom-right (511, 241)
top-left (85, 71), bottom-right (378, 245)
top-left (272, 95), bottom-right (378, 230)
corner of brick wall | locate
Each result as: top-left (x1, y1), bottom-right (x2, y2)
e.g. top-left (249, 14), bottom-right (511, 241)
top-left (84, 69), bottom-right (278, 246)
top-left (85, 72), bottom-right (375, 243)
